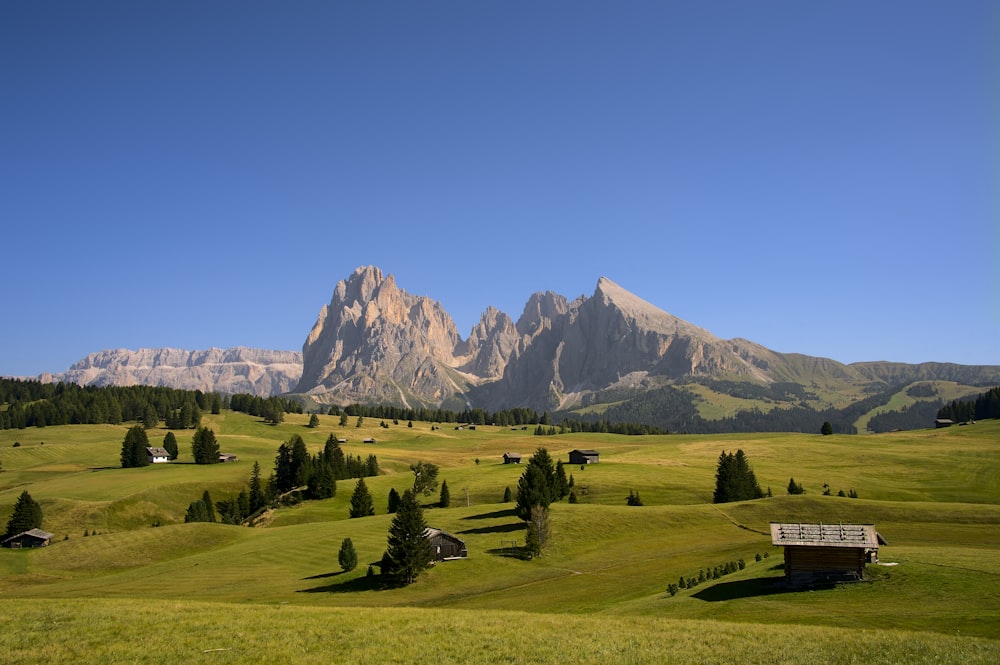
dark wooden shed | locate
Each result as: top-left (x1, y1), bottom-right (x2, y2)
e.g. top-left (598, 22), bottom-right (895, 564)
top-left (569, 449), bottom-right (599, 465)
top-left (2, 528), bottom-right (54, 549)
top-left (770, 522), bottom-right (882, 586)
top-left (424, 528), bottom-right (468, 561)
top-left (503, 452), bottom-right (522, 464)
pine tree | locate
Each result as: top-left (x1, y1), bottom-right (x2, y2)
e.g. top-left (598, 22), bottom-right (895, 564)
top-left (439, 480), bottom-right (450, 508)
top-left (349, 478), bottom-right (375, 518)
top-left (515, 448), bottom-right (558, 520)
top-left (382, 489), bottom-right (433, 585)
top-left (202, 490), bottom-right (216, 523)
top-left (119, 425), bottom-right (150, 468)
top-left (308, 413), bottom-right (320, 428)
top-left (387, 487), bottom-right (401, 513)
top-left (502, 486), bottom-right (512, 503)
top-left (4, 490), bottom-right (43, 537)
top-left (162, 431), bottom-right (178, 460)
top-left (191, 427), bottom-right (220, 464)
top-left (713, 449), bottom-right (763, 503)
top-left (338, 537), bottom-right (358, 572)
top-left (249, 461), bottom-right (266, 513)
top-left (821, 421), bottom-right (833, 435)
top-left (787, 477), bottom-right (805, 495)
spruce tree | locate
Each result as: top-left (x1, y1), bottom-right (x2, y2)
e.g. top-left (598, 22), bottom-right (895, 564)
top-left (382, 489), bottom-right (433, 585)
top-left (349, 478), bottom-right (375, 518)
top-left (120, 425), bottom-right (150, 468)
top-left (249, 461), bottom-right (266, 513)
top-left (4, 490), bottom-right (43, 537)
top-left (191, 427), bottom-right (220, 464)
top-left (338, 537), bottom-right (358, 572)
top-left (162, 431), bottom-right (178, 460)
top-left (387, 487), bottom-right (401, 513)
top-left (439, 480), bottom-right (450, 508)
top-left (202, 490), bottom-right (216, 522)
top-left (515, 448), bottom-right (557, 520)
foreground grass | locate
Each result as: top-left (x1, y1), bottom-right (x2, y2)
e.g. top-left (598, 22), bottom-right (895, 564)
top-left (1, 598), bottom-right (996, 665)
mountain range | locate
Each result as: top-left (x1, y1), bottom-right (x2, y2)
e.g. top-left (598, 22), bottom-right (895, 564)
top-left (37, 266), bottom-right (1000, 432)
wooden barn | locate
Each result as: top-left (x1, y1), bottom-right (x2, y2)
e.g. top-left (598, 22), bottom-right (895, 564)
top-left (424, 528), bottom-right (468, 561)
top-left (218, 453), bottom-right (239, 463)
top-left (503, 452), bottom-right (522, 464)
top-left (569, 449), bottom-right (599, 465)
top-left (2, 528), bottom-right (54, 549)
top-left (770, 522), bottom-right (883, 587)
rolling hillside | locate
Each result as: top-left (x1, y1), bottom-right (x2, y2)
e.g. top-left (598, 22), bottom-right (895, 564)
top-left (1, 413), bottom-right (998, 663)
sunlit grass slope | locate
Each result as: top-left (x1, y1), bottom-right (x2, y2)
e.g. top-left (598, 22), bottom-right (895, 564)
top-left (1, 413), bottom-right (998, 660)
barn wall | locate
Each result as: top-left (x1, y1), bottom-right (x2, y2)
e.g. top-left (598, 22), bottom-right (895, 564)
top-left (784, 546), bottom-right (865, 585)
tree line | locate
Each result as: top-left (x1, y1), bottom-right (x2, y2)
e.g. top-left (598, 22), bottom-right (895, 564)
top-left (937, 385), bottom-right (1000, 422)
top-left (0, 379), bottom-right (221, 430)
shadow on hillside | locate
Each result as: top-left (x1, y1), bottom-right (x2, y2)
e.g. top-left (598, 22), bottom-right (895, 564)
top-left (462, 508), bottom-right (517, 520)
top-left (691, 576), bottom-right (790, 602)
top-left (458, 522), bottom-right (524, 535)
top-left (302, 570), bottom-right (346, 581)
top-left (298, 574), bottom-right (390, 594)
top-left (485, 546), bottom-right (532, 561)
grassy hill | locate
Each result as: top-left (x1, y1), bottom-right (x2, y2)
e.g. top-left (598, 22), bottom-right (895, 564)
top-left (1, 413), bottom-right (998, 663)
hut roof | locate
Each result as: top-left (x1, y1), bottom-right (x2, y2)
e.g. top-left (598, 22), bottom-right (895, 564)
top-left (571, 449), bottom-right (599, 456)
top-left (2, 528), bottom-right (54, 545)
top-left (146, 447), bottom-right (169, 456)
top-left (770, 522), bottom-right (880, 549)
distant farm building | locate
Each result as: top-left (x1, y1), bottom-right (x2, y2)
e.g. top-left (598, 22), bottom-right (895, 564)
top-left (770, 522), bottom-right (884, 587)
top-left (218, 453), bottom-right (239, 463)
top-left (363, 438), bottom-right (376, 444)
top-left (146, 447), bottom-right (170, 464)
top-left (503, 452), bottom-right (522, 464)
top-left (336, 438), bottom-right (347, 443)
top-left (569, 449), bottom-right (600, 465)
top-left (934, 419), bottom-right (954, 428)
top-left (425, 528), bottom-right (468, 561)
top-left (2, 528), bottom-right (54, 549)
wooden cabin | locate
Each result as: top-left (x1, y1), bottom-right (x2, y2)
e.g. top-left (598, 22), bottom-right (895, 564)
top-left (146, 446), bottom-right (170, 463)
top-left (424, 528), bottom-right (468, 561)
top-left (770, 522), bottom-right (883, 587)
top-left (569, 449), bottom-right (599, 465)
top-left (503, 452), bottom-right (522, 464)
top-left (218, 453), bottom-right (239, 463)
top-left (2, 528), bottom-right (54, 549)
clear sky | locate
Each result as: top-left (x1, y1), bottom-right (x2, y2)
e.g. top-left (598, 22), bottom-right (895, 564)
top-left (2, 1), bottom-right (997, 377)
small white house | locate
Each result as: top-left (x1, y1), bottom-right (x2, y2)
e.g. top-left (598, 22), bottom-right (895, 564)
top-left (146, 446), bottom-right (170, 464)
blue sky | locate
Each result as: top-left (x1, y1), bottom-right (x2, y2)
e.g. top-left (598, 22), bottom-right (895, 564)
top-left (2, 1), bottom-right (997, 377)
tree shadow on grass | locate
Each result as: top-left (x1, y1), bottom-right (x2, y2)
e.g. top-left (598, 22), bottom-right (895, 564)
top-left (298, 573), bottom-right (402, 594)
top-left (458, 522), bottom-right (524, 535)
top-left (461, 508), bottom-right (517, 521)
top-left (485, 547), bottom-right (532, 561)
top-left (691, 576), bottom-right (791, 602)
top-left (302, 570), bottom-right (346, 581)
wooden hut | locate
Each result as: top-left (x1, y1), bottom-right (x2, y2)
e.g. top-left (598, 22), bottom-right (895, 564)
top-left (146, 446), bottom-right (170, 463)
top-left (424, 528), bottom-right (468, 561)
top-left (503, 452), bottom-right (522, 464)
top-left (770, 522), bottom-right (883, 586)
top-left (2, 528), bottom-right (54, 549)
top-left (569, 449), bottom-right (599, 465)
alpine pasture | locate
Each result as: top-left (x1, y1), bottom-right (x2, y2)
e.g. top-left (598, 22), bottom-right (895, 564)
top-left (1, 412), bottom-right (998, 664)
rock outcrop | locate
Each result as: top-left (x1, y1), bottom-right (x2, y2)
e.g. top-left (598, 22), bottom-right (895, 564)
top-left (40, 347), bottom-right (302, 397)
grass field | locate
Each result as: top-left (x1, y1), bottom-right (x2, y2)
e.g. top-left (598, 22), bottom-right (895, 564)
top-left (1, 413), bottom-right (998, 663)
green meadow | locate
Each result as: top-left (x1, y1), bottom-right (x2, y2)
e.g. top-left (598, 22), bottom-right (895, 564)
top-left (1, 413), bottom-right (998, 663)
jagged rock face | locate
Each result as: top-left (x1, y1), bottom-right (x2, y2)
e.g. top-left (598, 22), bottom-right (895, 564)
top-left (40, 347), bottom-right (302, 397)
top-left (297, 266), bottom-right (469, 406)
top-left (485, 277), bottom-right (779, 410)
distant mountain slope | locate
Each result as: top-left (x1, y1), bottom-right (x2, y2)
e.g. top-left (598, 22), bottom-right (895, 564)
top-left (33, 266), bottom-right (1000, 432)
top-left (39, 347), bottom-right (302, 397)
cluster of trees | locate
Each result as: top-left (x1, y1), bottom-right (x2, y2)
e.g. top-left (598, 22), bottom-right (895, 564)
top-left (119, 425), bottom-right (151, 468)
top-left (868, 401), bottom-right (943, 433)
top-left (4, 490), bottom-right (43, 538)
top-left (273, 434), bottom-right (378, 501)
top-left (0, 379), bottom-right (220, 430)
top-left (336, 404), bottom-right (542, 427)
top-left (513, 448), bottom-right (571, 558)
top-left (229, 393), bottom-right (302, 425)
top-left (938, 386), bottom-right (1000, 422)
top-left (666, 557), bottom-right (752, 596)
top-left (712, 450), bottom-right (764, 503)
top-left (185, 462), bottom-right (270, 525)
